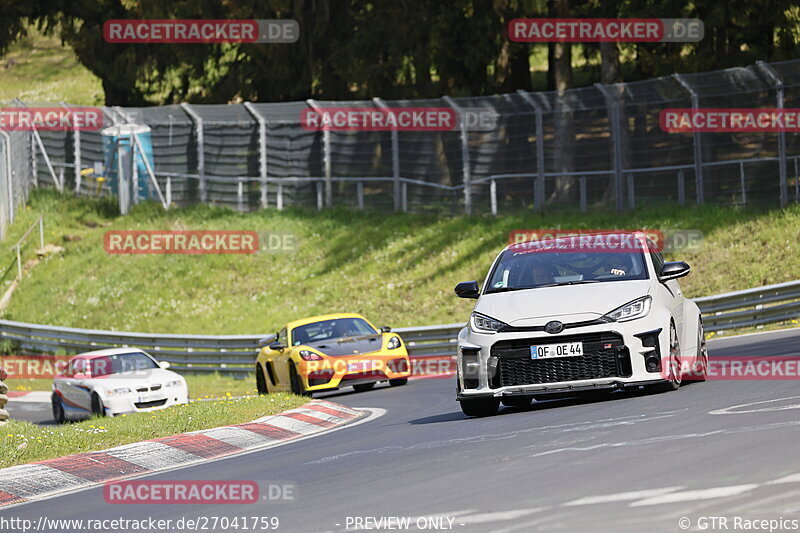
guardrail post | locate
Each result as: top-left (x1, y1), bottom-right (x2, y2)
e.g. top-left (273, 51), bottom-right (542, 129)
top-left (595, 83), bottom-right (625, 214)
top-left (357, 181), bottom-right (364, 210)
top-left (579, 177), bottom-right (587, 212)
top-left (517, 90), bottom-right (546, 212)
top-left (739, 161), bottom-right (747, 206)
top-left (442, 96), bottom-right (472, 215)
top-left (306, 99), bottom-right (332, 208)
top-left (402, 182), bottom-right (408, 212)
top-left (757, 61), bottom-right (789, 208)
top-left (237, 179), bottom-right (244, 212)
top-left (673, 74), bottom-right (704, 205)
top-left (678, 170), bottom-right (686, 205)
top-left (243, 102), bottom-right (269, 209)
top-left (316, 180), bottom-right (323, 211)
top-left (166, 177), bottom-right (172, 206)
top-left (373, 97), bottom-right (401, 211)
top-left (38, 215), bottom-right (44, 249)
top-left (277, 182), bottom-right (284, 210)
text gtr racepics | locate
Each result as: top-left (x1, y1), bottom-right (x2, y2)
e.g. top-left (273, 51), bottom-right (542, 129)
top-left (255, 313), bottom-right (411, 396)
top-left (51, 348), bottom-right (189, 423)
top-left (453, 232), bottom-right (707, 417)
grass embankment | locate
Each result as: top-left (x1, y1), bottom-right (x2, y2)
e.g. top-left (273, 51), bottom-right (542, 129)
top-left (0, 393), bottom-right (307, 469)
top-left (2, 190), bottom-right (800, 335)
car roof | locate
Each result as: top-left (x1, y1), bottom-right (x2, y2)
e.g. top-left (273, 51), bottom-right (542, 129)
top-left (71, 347), bottom-right (150, 360)
top-left (286, 313), bottom-right (368, 330)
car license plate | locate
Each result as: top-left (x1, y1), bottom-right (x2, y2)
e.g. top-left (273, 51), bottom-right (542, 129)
top-left (530, 342), bottom-right (583, 359)
top-left (348, 362), bottom-right (370, 372)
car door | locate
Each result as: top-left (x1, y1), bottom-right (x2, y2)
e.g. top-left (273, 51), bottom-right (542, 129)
top-left (59, 358), bottom-right (93, 411)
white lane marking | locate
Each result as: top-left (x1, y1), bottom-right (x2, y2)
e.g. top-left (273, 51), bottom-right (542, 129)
top-left (709, 396), bottom-right (800, 415)
top-left (530, 429), bottom-right (726, 457)
top-left (1, 407), bottom-right (383, 510)
top-left (457, 508), bottom-right (547, 524)
top-left (766, 472), bottom-right (800, 485)
top-left (563, 487), bottom-right (684, 506)
top-left (629, 484), bottom-right (759, 506)
top-left (105, 441), bottom-right (200, 470)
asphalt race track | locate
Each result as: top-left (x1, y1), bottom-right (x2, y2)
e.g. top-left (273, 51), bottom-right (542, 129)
top-left (6, 328), bottom-right (800, 533)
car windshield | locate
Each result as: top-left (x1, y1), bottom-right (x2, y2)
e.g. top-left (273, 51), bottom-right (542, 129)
top-left (89, 352), bottom-right (159, 377)
top-left (292, 318), bottom-right (377, 346)
top-left (486, 248), bottom-right (648, 293)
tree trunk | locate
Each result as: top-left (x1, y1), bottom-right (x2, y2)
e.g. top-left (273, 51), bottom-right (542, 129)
top-left (549, 0), bottom-right (576, 203)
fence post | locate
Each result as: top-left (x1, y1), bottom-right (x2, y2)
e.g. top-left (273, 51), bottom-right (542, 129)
top-left (517, 90), bottom-right (545, 212)
top-left (180, 103), bottom-right (207, 203)
top-left (357, 181), bottom-right (364, 210)
top-left (38, 215), bottom-right (44, 249)
top-left (306, 99), bottom-right (332, 208)
top-left (0, 131), bottom-right (13, 227)
top-left (673, 74), bottom-right (704, 206)
top-left (402, 182), bottom-right (408, 212)
top-left (316, 180), bottom-right (323, 211)
top-left (490, 179), bottom-right (497, 215)
top-left (627, 174), bottom-right (635, 210)
top-left (166, 177), bottom-right (172, 206)
top-left (0, 365), bottom-right (7, 424)
top-left (757, 61), bottom-right (788, 208)
top-left (373, 97), bottom-right (401, 211)
top-left (594, 83), bottom-right (625, 213)
top-left (579, 177), bottom-right (587, 212)
top-left (243, 102), bottom-right (269, 209)
top-left (795, 159), bottom-right (799, 203)
top-left (739, 161), bottom-right (747, 206)
top-left (61, 102), bottom-right (81, 193)
top-left (678, 170), bottom-right (686, 205)
top-left (277, 182), bottom-right (284, 210)
top-left (237, 179), bottom-right (244, 212)
top-left (442, 96), bottom-right (472, 215)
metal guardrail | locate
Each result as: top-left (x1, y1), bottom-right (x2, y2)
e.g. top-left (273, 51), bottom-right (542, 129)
top-left (0, 280), bottom-right (797, 374)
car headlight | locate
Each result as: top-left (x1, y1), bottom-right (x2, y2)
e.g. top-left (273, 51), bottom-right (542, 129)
top-left (106, 387), bottom-right (132, 396)
top-left (165, 380), bottom-right (183, 388)
top-left (387, 336), bottom-right (402, 350)
top-left (470, 312), bottom-right (509, 334)
top-left (299, 350), bottom-right (324, 361)
top-left (603, 296), bottom-right (652, 322)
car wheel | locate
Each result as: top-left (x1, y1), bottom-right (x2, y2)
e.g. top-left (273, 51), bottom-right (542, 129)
top-left (90, 392), bottom-right (105, 417)
top-left (651, 321), bottom-right (682, 393)
top-left (389, 378), bottom-right (408, 387)
top-left (501, 396), bottom-right (533, 408)
top-left (52, 394), bottom-right (65, 424)
top-left (256, 365), bottom-right (269, 395)
top-left (289, 364), bottom-right (311, 397)
top-left (459, 398), bottom-right (500, 417)
top-left (693, 320), bottom-right (709, 382)
top-left (353, 383), bottom-right (375, 392)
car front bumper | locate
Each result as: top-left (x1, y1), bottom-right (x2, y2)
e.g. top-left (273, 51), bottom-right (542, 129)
top-left (456, 315), bottom-right (673, 400)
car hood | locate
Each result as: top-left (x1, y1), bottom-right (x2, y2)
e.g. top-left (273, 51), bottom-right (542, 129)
top-left (475, 280), bottom-right (652, 326)
top-left (305, 334), bottom-right (383, 356)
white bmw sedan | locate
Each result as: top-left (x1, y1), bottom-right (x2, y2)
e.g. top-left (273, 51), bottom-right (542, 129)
top-left (52, 348), bottom-right (188, 423)
top-left (453, 232), bottom-right (707, 417)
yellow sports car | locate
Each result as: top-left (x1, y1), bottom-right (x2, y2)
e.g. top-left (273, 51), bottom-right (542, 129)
top-left (255, 313), bottom-right (411, 396)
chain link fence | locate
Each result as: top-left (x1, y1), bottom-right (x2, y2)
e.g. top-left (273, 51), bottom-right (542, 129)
top-left (2, 59), bottom-right (800, 226)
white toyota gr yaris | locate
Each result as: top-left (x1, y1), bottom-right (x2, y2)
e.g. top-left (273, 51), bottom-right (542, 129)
top-left (453, 232), bottom-right (707, 417)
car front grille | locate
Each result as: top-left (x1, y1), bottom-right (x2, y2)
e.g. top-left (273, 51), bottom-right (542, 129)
top-left (489, 332), bottom-right (630, 388)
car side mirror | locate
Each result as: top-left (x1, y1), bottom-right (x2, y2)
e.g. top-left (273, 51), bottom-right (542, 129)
top-left (258, 334), bottom-right (278, 348)
top-left (159, 361), bottom-right (171, 370)
top-left (454, 281), bottom-right (480, 299)
top-left (269, 341), bottom-right (286, 351)
top-left (380, 325), bottom-right (391, 333)
top-left (659, 261), bottom-right (691, 282)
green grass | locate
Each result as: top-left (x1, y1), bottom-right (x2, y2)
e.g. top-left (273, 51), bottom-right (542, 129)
top-left (5, 372), bottom-right (258, 399)
top-left (0, 393), bottom-right (308, 469)
top-left (0, 27), bottom-right (103, 105)
top-left (2, 189), bottom-right (800, 334)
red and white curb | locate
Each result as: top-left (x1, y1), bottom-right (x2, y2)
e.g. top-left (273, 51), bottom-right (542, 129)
top-left (0, 400), bottom-right (365, 508)
top-left (6, 391), bottom-right (51, 403)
